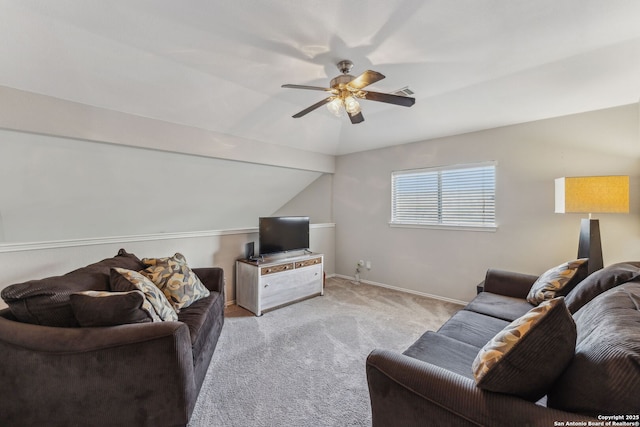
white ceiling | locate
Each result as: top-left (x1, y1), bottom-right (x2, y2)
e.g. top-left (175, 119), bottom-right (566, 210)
top-left (1, 0), bottom-right (639, 156)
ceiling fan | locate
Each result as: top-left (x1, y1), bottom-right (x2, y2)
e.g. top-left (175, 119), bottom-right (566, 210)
top-left (282, 60), bottom-right (415, 124)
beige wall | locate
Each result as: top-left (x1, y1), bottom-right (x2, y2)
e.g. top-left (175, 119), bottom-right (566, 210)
top-left (0, 128), bottom-right (324, 242)
top-left (272, 174), bottom-right (334, 223)
top-left (332, 104), bottom-right (640, 303)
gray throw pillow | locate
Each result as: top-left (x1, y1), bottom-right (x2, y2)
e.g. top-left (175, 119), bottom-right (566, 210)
top-left (70, 290), bottom-right (155, 327)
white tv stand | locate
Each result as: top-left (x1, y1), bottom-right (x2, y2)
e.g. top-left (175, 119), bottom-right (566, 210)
top-left (235, 252), bottom-right (324, 316)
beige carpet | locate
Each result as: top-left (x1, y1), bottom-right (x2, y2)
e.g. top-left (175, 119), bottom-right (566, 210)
top-left (188, 277), bottom-right (462, 427)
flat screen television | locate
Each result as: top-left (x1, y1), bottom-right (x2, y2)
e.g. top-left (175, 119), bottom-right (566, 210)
top-left (258, 216), bottom-right (310, 256)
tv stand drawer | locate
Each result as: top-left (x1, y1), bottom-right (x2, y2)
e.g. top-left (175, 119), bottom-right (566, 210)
top-left (261, 263), bottom-right (294, 275)
top-left (261, 265), bottom-right (322, 310)
top-left (295, 257), bottom-right (322, 269)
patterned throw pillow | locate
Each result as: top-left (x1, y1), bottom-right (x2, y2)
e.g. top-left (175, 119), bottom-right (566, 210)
top-left (70, 290), bottom-right (158, 326)
top-left (140, 253), bottom-right (210, 312)
top-left (472, 297), bottom-right (577, 401)
top-left (526, 259), bottom-right (588, 305)
top-left (110, 268), bottom-right (178, 322)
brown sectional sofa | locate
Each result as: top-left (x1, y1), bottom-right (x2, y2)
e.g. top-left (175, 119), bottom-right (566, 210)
top-left (0, 249), bottom-right (225, 427)
top-left (367, 262), bottom-right (640, 426)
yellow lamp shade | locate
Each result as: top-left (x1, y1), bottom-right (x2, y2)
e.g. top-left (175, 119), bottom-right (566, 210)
top-left (555, 176), bottom-right (629, 214)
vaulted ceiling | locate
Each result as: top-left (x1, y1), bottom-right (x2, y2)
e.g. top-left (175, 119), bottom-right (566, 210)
top-left (1, 0), bottom-right (640, 156)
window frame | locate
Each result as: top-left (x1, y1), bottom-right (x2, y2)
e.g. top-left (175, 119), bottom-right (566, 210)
top-left (389, 161), bottom-right (497, 232)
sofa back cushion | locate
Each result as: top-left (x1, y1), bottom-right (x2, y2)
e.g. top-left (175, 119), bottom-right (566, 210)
top-left (564, 262), bottom-right (640, 313)
top-left (547, 281), bottom-right (640, 416)
top-left (0, 249), bottom-right (145, 327)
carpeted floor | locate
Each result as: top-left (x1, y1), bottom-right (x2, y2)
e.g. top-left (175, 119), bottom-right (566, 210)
top-left (188, 277), bottom-right (462, 427)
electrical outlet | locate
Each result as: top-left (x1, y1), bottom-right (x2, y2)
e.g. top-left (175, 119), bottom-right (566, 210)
top-left (366, 261), bottom-right (371, 270)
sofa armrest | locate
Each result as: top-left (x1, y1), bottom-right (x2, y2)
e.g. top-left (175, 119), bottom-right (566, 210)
top-left (0, 315), bottom-right (196, 427)
top-left (194, 267), bottom-right (225, 295)
top-left (482, 268), bottom-right (538, 299)
top-left (366, 349), bottom-right (597, 427)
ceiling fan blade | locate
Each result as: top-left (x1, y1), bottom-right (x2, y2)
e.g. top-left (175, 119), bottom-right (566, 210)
top-left (361, 91), bottom-right (415, 107)
top-left (348, 111), bottom-right (364, 124)
top-left (292, 97), bottom-right (333, 118)
top-left (348, 70), bottom-right (385, 90)
top-left (282, 84), bottom-right (333, 92)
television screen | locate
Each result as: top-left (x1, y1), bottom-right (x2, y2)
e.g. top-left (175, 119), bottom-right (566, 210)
top-left (259, 216), bottom-right (310, 256)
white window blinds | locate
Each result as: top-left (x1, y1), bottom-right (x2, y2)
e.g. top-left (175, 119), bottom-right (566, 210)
top-left (391, 163), bottom-right (496, 228)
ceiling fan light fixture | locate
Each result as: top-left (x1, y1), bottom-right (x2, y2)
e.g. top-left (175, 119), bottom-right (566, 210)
top-left (344, 96), bottom-right (361, 115)
top-left (327, 97), bottom-right (343, 117)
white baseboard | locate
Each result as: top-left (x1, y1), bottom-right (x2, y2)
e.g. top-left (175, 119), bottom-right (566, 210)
top-left (333, 274), bottom-right (467, 306)
top-left (226, 274), bottom-right (467, 308)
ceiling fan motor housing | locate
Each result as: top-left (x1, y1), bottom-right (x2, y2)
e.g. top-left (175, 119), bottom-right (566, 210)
top-left (330, 74), bottom-right (355, 89)
top-left (332, 60), bottom-right (355, 88)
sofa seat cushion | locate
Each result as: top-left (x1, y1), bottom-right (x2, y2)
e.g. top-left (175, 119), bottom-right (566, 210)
top-left (548, 282), bottom-right (640, 416)
top-left (437, 310), bottom-right (510, 348)
top-left (0, 249), bottom-right (145, 327)
top-left (403, 331), bottom-right (479, 380)
top-left (178, 289), bottom-right (224, 359)
top-left (564, 261), bottom-right (640, 313)
top-left (464, 292), bottom-right (535, 322)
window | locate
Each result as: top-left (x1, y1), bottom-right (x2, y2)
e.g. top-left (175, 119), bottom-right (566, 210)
top-left (391, 162), bottom-right (496, 230)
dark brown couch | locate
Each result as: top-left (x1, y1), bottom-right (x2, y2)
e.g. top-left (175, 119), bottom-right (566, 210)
top-left (0, 250), bottom-right (225, 427)
top-left (367, 262), bottom-right (640, 426)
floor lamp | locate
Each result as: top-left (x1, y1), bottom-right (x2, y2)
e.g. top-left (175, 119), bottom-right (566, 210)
top-left (555, 176), bottom-right (629, 274)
